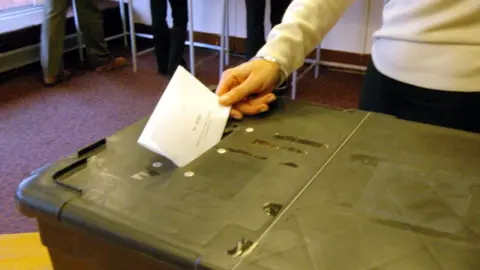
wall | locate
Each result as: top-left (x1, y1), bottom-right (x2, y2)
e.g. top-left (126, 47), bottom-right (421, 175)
top-left (132, 0), bottom-right (382, 55)
top-left (364, 0), bottom-right (383, 54)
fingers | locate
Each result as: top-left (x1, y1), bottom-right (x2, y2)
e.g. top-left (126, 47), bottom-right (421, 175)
top-left (230, 108), bottom-right (244, 120)
top-left (248, 92), bottom-right (277, 105)
top-left (234, 103), bottom-right (269, 116)
top-left (228, 92), bottom-right (277, 120)
top-left (234, 92), bottom-right (277, 116)
top-left (218, 76), bottom-right (258, 106)
top-left (216, 59), bottom-right (280, 109)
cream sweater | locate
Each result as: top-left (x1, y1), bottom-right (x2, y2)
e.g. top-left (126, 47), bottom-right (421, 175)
top-left (256, 0), bottom-right (480, 92)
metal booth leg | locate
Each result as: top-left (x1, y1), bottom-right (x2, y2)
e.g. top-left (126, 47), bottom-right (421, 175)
top-left (72, 0), bottom-right (84, 62)
top-left (119, 0), bottom-right (128, 47)
top-left (127, 0), bottom-right (137, 72)
top-left (188, 0), bottom-right (195, 75)
top-left (219, 0), bottom-right (226, 79)
top-left (314, 45), bottom-right (321, 79)
top-left (224, 0), bottom-right (230, 66)
top-left (291, 70), bottom-right (298, 100)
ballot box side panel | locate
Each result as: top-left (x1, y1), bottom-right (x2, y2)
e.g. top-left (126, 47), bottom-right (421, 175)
top-left (55, 100), bottom-right (369, 270)
top-left (37, 217), bottom-right (188, 270)
top-left (236, 113), bottom-right (480, 270)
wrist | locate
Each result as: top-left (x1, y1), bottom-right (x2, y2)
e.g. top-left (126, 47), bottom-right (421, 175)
top-left (250, 55), bottom-right (287, 87)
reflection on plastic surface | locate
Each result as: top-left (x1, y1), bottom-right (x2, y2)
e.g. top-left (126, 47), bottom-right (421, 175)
top-left (361, 163), bottom-right (480, 241)
top-left (279, 162), bottom-right (299, 168)
top-left (263, 203), bottom-right (283, 217)
top-left (226, 238), bottom-right (254, 258)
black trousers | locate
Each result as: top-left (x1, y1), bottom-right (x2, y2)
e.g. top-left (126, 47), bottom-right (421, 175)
top-left (150, 0), bottom-right (188, 75)
top-left (360, 61), bottom-right (480, 133)
top-left (245, 0), bottom-right (291, 59)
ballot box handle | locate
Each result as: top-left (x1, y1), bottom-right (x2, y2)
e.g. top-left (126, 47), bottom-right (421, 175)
top-left (51, 138), bottom-right (107, 194)
top-left (76, 138), bottom-right (107, 158)
top-left (52, 159), bottom-right (86, 195)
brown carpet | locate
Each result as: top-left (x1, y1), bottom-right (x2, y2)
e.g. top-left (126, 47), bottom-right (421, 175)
top-left (0, 49), bottom-right (363, 234)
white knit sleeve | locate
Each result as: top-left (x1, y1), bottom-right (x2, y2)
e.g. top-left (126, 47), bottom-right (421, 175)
top-left (256, 0), bottom-right (355, 77)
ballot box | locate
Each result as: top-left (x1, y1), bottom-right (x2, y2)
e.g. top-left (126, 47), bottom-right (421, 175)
top-left (16, 98), bottom-right (480, 270)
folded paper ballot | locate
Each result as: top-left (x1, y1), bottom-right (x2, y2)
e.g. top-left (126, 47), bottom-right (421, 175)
top-left (138, 66), bottom-right (231, 167)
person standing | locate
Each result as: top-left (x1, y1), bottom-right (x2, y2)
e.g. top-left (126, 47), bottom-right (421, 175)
top-left (216, 0), bottom-right (480, 134)
top-left (150, 0), bottom-right (188, 76)
top-left (41, 0), bottom-right (128, 86)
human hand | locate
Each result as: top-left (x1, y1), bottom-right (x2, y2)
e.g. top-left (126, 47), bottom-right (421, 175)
top-left (216, 59), bottom-right (282, 119)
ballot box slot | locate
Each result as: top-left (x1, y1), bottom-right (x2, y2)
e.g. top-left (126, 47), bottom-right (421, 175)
top-left (226, 238), bottom-right (254, 258)
top-left (273, 133), bottom-right (329, 149)
top-left (215, 147), bottom-right (267, 160)
top-left (214, 146), bottom-right (300, 169)
top-left (222, 122), bottom-right (240, 140)
top-left (252, 138), bottom-right (307, 155)
top-left (76, 138), bottom-right (107, 158)
top-left (52, 158), bottom-right (87, 194)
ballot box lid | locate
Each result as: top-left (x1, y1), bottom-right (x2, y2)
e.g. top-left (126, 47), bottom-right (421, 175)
top-left (16, 98), bottom-right (480, 270)
top-left (235, 111), bottom-right (480, 270)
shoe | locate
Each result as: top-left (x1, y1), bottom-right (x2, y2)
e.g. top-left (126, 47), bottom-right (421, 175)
top-left (158, 69), bottom-right (168, 76)
top-left (43, 70), bottom-right (72, 86)
top-left (166, 58), bottom-right (188, 76)
top-left (94, 57), bottom-right (129, 72)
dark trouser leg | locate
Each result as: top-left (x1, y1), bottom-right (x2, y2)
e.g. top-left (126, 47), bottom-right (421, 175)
top-left (245, 0), bottom-right (266, 59)
top-left (270, 0), bottom-right (292, 89)
top-left (359, 60), bottom-right (480, 133)
top-left (151, 0), bottom-right (170, 74)
top-left (270, 0), bottom-right (291, 26)
top-left (167, 0), bottom-right (188, 74)
top-left (74, 0), bottom-right (112, 68)
top-left (358, 60), bottom-right (397, 116)
top-left (41, 0), bottom-right (68, 79)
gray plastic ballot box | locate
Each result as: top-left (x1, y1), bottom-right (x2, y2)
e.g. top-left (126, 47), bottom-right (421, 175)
top-left (16, 98), bottom-right (480, 270)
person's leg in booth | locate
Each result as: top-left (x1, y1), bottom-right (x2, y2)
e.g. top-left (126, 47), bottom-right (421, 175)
top-left (270, 0), bottom-right (291, 28)
top-left (245, 0), bottom-right (291, 60)
top-left (167, 0), bottom-right (188, 75)
top-left (151, 0), bottom-right (170, 75)
top-left (151, 0), bottom-right (188, 76)
top-left (245, 0), bottom-right (266, 60)
top-left (75, 0), bottom-right (128, 72)
top-left (40, 0), bottom-right (69, 85)
top-left (41, 0), bottom-right (128, 85)
top-left (270, 0), bottom-right (292, 90)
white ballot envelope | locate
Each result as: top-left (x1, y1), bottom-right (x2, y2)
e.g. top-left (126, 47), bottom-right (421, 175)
top-left (138, 66), bottom-right (231, 167)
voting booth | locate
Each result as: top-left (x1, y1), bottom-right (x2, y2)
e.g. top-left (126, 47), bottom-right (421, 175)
top-left (16, 94), bottom-right (480, 269)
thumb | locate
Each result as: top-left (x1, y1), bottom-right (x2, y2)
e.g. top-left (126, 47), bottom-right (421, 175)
top-left (216, 69), bottom-right (239, 96)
